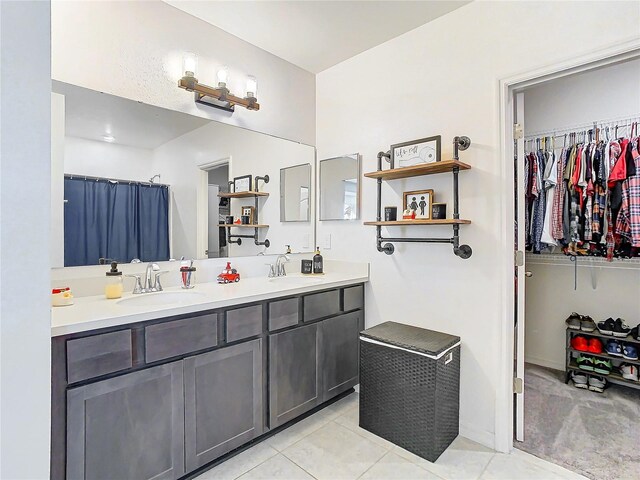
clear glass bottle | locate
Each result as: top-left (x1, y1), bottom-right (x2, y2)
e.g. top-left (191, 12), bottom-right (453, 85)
top-left (105, 262), bottom-right (123, 299)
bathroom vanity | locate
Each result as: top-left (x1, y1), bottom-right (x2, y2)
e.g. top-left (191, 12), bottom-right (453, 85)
top-left (51, 276), bottom-right (366, 480)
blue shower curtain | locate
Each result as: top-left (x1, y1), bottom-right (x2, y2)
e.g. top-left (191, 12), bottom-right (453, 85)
top-left (64, 177), bottom-right (170, 266)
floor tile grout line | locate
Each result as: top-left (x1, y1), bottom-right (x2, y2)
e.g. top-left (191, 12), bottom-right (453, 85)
top-left (354, 449), bottom-right (389, 480)
top-left (330, 418), bottom-right (395, 452)
top-left (277, 451), bottom-right (320, 480)
top-left (231, 446), bottom-right (280, 480)
top-left (475, 452), bottom-right (497, 480)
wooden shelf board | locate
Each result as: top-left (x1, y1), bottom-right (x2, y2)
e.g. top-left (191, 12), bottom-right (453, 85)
top-left (364, 160), bottom-right (471, 180)
top-left (219, 224), bottom-right (269, 228)
top-left (364, 219), bottom-right (471, 226)
top-left (218, 191), bottom-right (269, 198)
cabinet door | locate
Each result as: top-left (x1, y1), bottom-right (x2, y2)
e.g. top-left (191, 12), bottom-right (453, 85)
top-left (320, 311), bottom-right (361, 402)
top-left (67, 362), bottom-right (184, 480)
top-left (269, 323), bottom-right (320, 427)
top-left (184, 339), bottom-right (263, 471)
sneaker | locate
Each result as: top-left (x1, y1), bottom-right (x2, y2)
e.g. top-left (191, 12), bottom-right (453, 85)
top-left (588, 375), bottom-right (607, 393)
top-left (597, 318), bottom-right (616, 336)
top-left (593, 358), bottom-right (612, 375)
top-left (630, 325), bottom-right (640, 341)
top-left (587, 338), bottom-right (603, 354)
top-left (612, 318), bottom-right (632, 338)
top-left (623, 344), bottom-right (639, 361)
top-left (577, 355), bottom-right (594, 371)
top-left (605, 339), bottom-right (623, 357)
top-left (571, 371), bottom-right (588, 389)
top-left (566, 312), bottom-right (582, 330)
top-left (620, 364), bottom-right (639, 381)
top-left (571, 335), bottom-right (589, 352)
top-left (580, 316), bottom-right (597, 332)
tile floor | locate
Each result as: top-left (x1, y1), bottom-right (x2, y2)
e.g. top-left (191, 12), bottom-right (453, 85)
top-left (194, 392), bottom-right (588, 480)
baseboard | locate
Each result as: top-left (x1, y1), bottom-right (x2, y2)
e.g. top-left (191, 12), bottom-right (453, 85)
top-left (524, 355), bottom-right (564, 371)
top-left (459, 423), bottom-right (495, 451)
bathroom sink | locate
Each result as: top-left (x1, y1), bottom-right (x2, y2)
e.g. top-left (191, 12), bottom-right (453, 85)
top-left (117, 291), bottom-right (207, 307)
top-left (268, 276), bottom-right (324, 285)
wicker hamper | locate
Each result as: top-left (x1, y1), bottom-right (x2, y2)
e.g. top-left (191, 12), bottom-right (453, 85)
top-left (359, 321), bottom-right (461, 462)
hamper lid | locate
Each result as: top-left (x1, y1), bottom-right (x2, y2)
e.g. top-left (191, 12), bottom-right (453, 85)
top-left (360, 321), bottom-right (460, 356)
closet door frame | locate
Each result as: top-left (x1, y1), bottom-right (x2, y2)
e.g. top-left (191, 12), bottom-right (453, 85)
top-left (496, 39), bottom-right (640, 454)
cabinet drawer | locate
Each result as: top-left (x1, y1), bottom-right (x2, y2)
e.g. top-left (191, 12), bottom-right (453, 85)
top-left (303, 289), bottom-right (340, 322)
top-left (67, 330), bottom-right (133, 384)
top-left (343, 285), bottom-right (364, 311)
top-left (226, 305), bottom-right (263, 342)
top-left (269, 298), bottom-right (299, 331)
top-left (145, 313), bottom-right (218, 363)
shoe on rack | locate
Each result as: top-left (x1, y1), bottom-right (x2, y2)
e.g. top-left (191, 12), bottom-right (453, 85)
top-left (630, 325), bottom-right (640, 341)
top-left (587, 338), bottom-right (603, 354)
top-left (571, 335), bottom-right (589, 352)
top-left (623, 344), bottom-right (639, 361)
top-left (612, 318), bottom-right (631, 338)
top-left (580, 316), bottom-right (597, 332)
top-left (597, 318), bottom-right (616, 336)
top-left (620, 364), bottom-right (639, 381)
top-left (566, 312), bottom-right (582, 330)
top-left (588, 375), bottom-right (607, 393)
top-left (593, 358), bottom-right (612, 375)
top-left (605, 339), bottom-right (623, 357)
top-left (570, 371), bottom-right (588, 389)
top-left (577, 355), bottom-right (594, 371)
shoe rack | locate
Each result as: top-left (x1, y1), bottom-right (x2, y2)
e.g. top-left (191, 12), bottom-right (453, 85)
top-left (565, 327), bottom-right (640, 391)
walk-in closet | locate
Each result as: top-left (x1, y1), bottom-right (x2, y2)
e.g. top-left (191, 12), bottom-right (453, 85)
top-left (514, 58), bottom-right (640, 480)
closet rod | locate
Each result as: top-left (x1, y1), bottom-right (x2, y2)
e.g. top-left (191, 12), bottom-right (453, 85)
top-left (524, 113), bottom-right (640, 139)
top-left (64, 173), bottom-right (170, 188)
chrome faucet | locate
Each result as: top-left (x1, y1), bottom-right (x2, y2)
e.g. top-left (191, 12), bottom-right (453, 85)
top-left (275, 254), bottom-right (290, 277)
top-left (126, 263), bottom-right (168, 294)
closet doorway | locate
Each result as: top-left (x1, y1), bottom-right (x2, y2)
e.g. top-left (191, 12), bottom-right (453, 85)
top-left (510, 54), bottom-right (640, 479)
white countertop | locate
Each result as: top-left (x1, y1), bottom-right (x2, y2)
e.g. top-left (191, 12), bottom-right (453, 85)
top-left (51, 271), bottom-right (368, 337)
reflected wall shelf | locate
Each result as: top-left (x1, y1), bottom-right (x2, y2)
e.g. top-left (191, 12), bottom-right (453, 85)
top-left (364, 219), bottom-right (471, 226)
top-left (365, 136), bottom-right (473, 258)
top-left (220, 175), bottom-right (270, 248)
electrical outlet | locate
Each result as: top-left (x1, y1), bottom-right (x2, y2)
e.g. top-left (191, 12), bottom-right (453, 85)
top-left (322, 234), bottom-right (331, 249)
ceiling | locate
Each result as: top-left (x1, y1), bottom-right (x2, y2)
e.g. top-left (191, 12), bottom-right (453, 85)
top-left (164, 1), bottom-right (471, 73)
top-left (53, 81), bottom-right (210, 149)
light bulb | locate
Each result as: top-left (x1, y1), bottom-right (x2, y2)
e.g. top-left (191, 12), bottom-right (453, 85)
top-left (245, 75), bottom-right (258, 99)
top-left (217, 66), bottom-right (229, 87)
top-left (182, 52), bottom-right (198, 78)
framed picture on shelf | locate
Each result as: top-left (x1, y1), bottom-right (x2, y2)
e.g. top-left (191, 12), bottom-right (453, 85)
top-left (391, 135), bottom-right (441, 168)
top-left (233, 175), bottom-right (252, 193)
top-left (241, 205), bottom-right (255, 224)
top-left (403, 189), bottom-right (433, 219)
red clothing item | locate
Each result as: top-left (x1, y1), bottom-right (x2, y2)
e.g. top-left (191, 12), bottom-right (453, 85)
top-left (608, 138), bottom-right (629, 187)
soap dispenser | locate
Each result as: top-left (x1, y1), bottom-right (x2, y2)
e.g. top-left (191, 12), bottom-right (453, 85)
top-left (313, 247), bottom-right (324, 274)
top-left (105, 262), bottom-right (123, 299)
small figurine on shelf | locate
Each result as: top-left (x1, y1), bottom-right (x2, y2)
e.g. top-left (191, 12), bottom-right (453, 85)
top-left (402, 208), bottom-right (416, 220)
top-left (217, 262), bottom-right (241, 284)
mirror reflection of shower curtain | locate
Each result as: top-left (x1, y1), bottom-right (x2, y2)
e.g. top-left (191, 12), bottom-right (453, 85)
top-left (63, 177), bottom-right (170, 266)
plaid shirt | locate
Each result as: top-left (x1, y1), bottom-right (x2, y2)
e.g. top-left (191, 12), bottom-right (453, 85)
top-left (552, 148), bottom-right (567, 240)
top-left (615, 138), bottom-right (640, 247)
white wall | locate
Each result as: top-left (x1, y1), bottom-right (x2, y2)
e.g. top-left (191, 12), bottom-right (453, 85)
top-left (0, 1), bottom-right (51, 478)
top-left (523, 59), bottom-right (640, 370)
top-left (64, 136), bottom-right (155, 183)
top-left (52, 93), bottom-right (65, 268)
top-left (153, 121), bottom-right (316, 259)
top-left (316, 0), bottom-right (640, 449)
top-left (524, 58), bottom-right (640, 133)
top-left (51, 0), bottom-right (316, 146)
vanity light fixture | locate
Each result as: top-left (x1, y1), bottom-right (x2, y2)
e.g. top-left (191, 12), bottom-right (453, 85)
top-left (178, 53), bottom-right (260, 113)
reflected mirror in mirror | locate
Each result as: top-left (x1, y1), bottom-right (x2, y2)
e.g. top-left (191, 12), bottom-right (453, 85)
top-left (319, 154), bottom-right (360, 221)
top-left (280, 164), bottom-right (311, 222)
top-left (52, 81), bottom-right (316, 267)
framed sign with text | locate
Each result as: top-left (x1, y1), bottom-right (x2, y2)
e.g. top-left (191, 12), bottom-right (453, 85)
top-left (390, 135), bottom-right (441, 168)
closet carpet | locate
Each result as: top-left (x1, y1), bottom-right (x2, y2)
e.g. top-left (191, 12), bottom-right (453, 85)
top-left (516, 363), bottom-right (640, 480)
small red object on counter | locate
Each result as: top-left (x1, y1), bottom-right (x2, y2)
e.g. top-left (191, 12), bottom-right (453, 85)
top-left (217, 262), bottom-right (240, 284)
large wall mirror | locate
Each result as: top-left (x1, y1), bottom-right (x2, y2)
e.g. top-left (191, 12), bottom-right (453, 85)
top-left (280, 164), bottom-right (311, 222)
top-left (51, 81), bottom-right (316, 267)
top-left (319, 154), bottom-right (360, 221)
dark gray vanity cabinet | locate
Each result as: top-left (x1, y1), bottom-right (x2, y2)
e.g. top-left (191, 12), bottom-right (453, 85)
top-left (320, 310), bottom-right (363, 402)
top-left (184, 339), bottom-right (263, 472)
top-left (269, 323), bottom-right (321, 428)
top-left (66, 361), bottom-right (185, 480)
